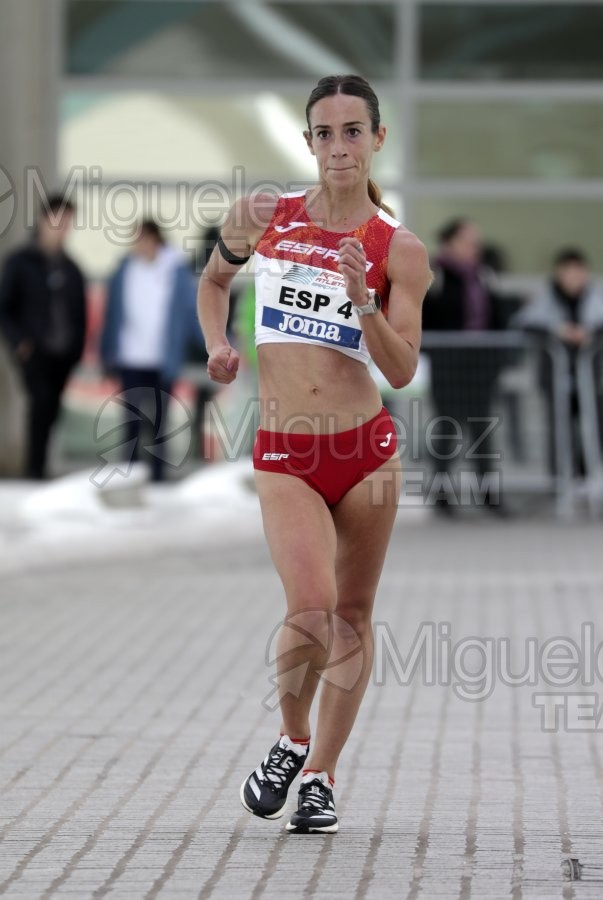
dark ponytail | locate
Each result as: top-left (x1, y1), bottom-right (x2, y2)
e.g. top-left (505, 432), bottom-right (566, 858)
top-left (305, 74), bottom-right (396, 219)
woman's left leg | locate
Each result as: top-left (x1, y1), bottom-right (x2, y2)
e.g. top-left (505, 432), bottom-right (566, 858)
top-left (303, 452), bottom-right (402, 778)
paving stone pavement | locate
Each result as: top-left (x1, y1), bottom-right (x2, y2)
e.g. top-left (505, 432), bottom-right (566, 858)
top-left (1, 516), bottom-right (603, 899)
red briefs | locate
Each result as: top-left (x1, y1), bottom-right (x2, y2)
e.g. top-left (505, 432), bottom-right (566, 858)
top-left (252, 405), bottom-right (398, 507)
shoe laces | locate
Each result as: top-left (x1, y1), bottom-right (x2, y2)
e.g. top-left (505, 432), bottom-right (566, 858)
top-left (299, 779), bottom-right (331, 811)
top-left (262, 745), bottom-right (301, 791)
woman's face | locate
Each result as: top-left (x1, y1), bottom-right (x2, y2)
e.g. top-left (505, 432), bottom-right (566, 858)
top-left (305, 93), bottom-right (385, 193)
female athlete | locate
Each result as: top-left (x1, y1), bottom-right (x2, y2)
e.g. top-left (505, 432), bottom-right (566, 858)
top-left (198, 74), bottom-right (431, 834)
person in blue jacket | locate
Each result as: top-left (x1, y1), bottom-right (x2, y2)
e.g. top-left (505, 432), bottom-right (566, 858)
top-left (100, 219), bottom-right (202, 481)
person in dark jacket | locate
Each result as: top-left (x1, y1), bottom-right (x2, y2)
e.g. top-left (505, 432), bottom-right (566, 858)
top-left (0, 195), bottom-right (87, 479)
top-left (100, 219), bottom-right (201, 481)
top-left (422, 218), bottom-right (510, 516)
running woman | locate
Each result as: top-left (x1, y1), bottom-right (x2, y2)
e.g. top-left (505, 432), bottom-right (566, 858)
top-left (198, 74), bottom-right (431, 834)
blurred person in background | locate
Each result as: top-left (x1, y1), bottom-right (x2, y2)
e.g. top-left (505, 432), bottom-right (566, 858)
top-left (422, 217), bottom-right (510, 516)
top-left (481, 241), bottom-right (527, 464)
top-left (100, 219), bottom-right (198, 482)
top-left (0, 194), bottom-right (87, 479)
top-left (187, 225), bottom-right (242, 458)
top-left (513, 248), bottom-right (603, 478)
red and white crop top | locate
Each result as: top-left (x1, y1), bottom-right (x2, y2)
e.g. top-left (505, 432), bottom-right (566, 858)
top-left (253, 190), bottom-right (401, 366)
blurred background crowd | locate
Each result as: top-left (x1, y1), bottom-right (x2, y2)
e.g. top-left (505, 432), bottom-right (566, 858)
top-left (0, 0), bottom-right (602, 520)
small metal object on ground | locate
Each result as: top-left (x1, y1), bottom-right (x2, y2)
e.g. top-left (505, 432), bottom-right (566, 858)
top-left (562, 858), bottom-right (582, 881)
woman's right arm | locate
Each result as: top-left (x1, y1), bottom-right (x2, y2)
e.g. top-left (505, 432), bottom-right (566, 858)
top-left (198, 193), bottom-right (277, 384)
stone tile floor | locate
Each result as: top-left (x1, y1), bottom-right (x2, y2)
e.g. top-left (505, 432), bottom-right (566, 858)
top-left (1, 514), bottom-right (602, 899)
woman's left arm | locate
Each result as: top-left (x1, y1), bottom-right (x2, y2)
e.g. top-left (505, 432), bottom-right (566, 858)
top-left (339, 230), bottom-right (432, 389)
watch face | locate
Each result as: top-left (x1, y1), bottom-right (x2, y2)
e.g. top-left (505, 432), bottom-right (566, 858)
top-left (373, 292), bottom-right (381, 310)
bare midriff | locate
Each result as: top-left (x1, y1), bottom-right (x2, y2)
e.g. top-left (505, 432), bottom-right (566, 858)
top-left (257, 342), bottom-right (382, 434)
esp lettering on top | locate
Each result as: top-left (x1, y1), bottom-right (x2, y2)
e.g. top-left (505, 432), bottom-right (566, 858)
top-left (278, 285), bottom-right (330, 312)
top-left (275, 239), bottom-right (373, 272)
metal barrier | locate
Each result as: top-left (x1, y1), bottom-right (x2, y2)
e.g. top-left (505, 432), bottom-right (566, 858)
top-left (397, 331), bottom-right (580, 519)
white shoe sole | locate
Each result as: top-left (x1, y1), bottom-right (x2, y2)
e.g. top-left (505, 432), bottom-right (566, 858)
top-left (239, 780), bottom-right (286, 819)
top-left (285, 820), bottom-right (338, 833)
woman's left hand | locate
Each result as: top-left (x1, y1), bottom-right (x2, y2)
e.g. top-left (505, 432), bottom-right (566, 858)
top-left (338, 237), bottom-right (369, 307)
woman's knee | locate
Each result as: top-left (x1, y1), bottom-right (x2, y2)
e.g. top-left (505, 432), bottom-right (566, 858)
top-left (334, 602), bottom-right (374, 642)
top-left (285, 579), bottom-right (337, 614)
top-left (279, 605), bottom-right (336, 654)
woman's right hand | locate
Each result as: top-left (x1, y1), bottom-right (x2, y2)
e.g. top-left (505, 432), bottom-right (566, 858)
top-left (207, 343), bottom-right (240, 383)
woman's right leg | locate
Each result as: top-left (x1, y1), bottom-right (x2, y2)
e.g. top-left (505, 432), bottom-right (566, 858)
top-left (254, 469), bottom-right (338, 739)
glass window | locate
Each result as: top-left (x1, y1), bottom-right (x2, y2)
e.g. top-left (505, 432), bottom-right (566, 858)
top-left (414, 198), bottom-right (603, 273)
top-left (60, 91), bottom-right (401, 278)
top-left (60, 91), bottom-right (400, 183)
top-left (420, 4), bottom-right (603, 80)
top-left (66, 1), bottom-right (395, 79)
top-left (382, 190), bottom-right (404, 224)
top-left (417, 101), bottom-right (603, 179)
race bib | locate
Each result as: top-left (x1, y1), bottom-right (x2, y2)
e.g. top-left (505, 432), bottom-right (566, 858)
top-left (256, 258), bottom-right (363, 350)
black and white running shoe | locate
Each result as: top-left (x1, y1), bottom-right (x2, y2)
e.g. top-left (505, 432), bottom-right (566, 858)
top-left (285, 771), bottom-right (338, 833)
top-left (240, 735), bottom-right (309, 819)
